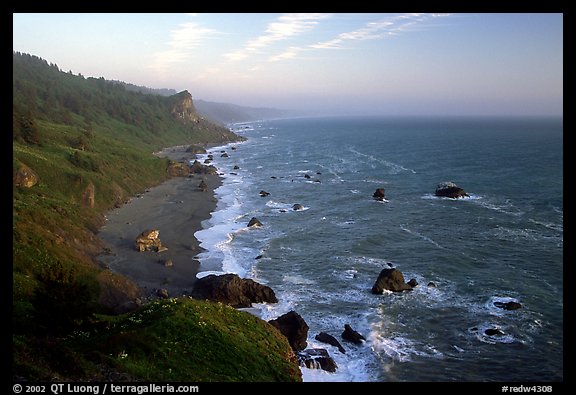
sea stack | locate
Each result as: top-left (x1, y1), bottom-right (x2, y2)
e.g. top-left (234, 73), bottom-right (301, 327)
top-left (435, 182), bottom-right (469, 199)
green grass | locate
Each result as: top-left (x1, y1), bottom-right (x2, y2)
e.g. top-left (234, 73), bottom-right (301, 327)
top-left (70, 298), bottom-right (302, 382)
top-left (13, 52), bottom-right (290, 382)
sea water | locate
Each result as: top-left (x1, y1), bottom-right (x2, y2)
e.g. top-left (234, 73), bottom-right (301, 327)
top-left (194, 116), bottom-right (563, 382)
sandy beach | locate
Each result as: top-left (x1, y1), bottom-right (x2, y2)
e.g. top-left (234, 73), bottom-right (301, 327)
top-left (98, 146), bottom-right (222, 297)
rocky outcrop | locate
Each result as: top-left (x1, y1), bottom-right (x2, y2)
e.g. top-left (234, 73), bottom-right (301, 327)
top-left (186, 145), bottom-right (207, 154)
top-left (13, 163), bottom-right (39, 188)
top-left (341, 324), bottom-right (365, 345)
top-left (315, 332), bottom-right (346, 354)
top-left (191, 273), bottom-right (277, 308)
top-left (198, 178), bottom-right (208, 192)
top-left (248, 217), bottom-right (263, 228)
top-left (167, 162), bottom-right (190, 177)
top-left (371, 268), bottom-right (413, 294)
top-left (81, 181), bottom-right (95, 208)
top-left (435, 182), bottom-right (469, 199)
top-left (259, 190), bottom-right (270, 197)
top-left (298, 349), bottom-right (338, 372)
top-left (268, 311), bottom-right (309, 352)
top-left (190, 160), bottom-right (219, 175)
top-left (373, 188), bottom-right (386, 201)
top-left (170, 90), bottom-right (199, 123)
top-left (135, 229), bottom-right (164, 252)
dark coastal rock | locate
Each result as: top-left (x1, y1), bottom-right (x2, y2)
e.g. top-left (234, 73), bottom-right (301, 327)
top-left (485, 328), bottom-right (506, 336)
top-left (13, 163), bottom-right (39, 188)
top-left (248, 217), bottom-right (263, 228)
top-left (268, 311), bottom-right (309, 352)
top-left (298, 349), bottom-right (338, 372)
top-left (191, 273), bottom-right (277, 308)
top-left (292, 204), bottom-right (304, 211)
top-left (221, 152), bottom-right (229, 158)
top-left (135, 229), bottom-right (164, 252)
top-left (198, 178), bottom-right (208, 192)
top-left (373, 188), bottom-right (386, 201)
top-left (435, 181), bottom-right (469, 199)
top-left (427, 282), bottom-right (437, 288)
top-left (315, 332), bottom-right (346, 354)
top-left (203, 159), bottom-right (212, 164)
top-left (156, 289), bottom-right (169, 299)
top-left (407, 278), bottom-right (418, 287)
top-left (304, 174), bottom-right (311, 179)
top-left (190, 160), bottom-right (218, 175)
top-left (259, 190), bottom-right (270, 197)
top-left (371, 268), bottom-right (413, 294)
top-left (494, 301), bottom-right (522, 310)
top-left (341, 324), bottom-right (366, 345)
top-left (233, 165), bottom-right (240, 170)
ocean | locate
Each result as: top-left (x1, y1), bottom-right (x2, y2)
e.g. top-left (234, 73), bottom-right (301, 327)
top-left (193, 116), bottom-right (563, 382)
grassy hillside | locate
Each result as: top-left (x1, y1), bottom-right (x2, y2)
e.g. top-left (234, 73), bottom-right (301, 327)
top-left (12, 52), bottom-right (299, 381)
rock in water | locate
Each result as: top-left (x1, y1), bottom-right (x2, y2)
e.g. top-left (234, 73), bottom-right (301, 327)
top-left (341, 324), bottom-right (366, 345)
top-left (435, 181), bottom-right (469, 199)
top-left (259, 190), bottom-right (270, 197)
top-left (298, 349), bottom-right (338, 372)
top-left (292, 204), bottom-right (304, 211)
top-left (485, 328), bottom-right (506, 336)
top-left (494, 301), bottom-right (522, 310)
top-left (373, 188), bottom-right (386, 201)
top-left (191, 273), bottom-right (277, 308)
top-left (268, 311), bottom-right (309, 352)
top-left (135, 229), bottom-right (163, 252)
top-left (407, 278), bottom-right (418, 287)
top-left (248, 217), bottom-right (263, 228)
top-left (371, 268), bottom-right (413, 294)
top-left (315, 332), bottom-right (346, 354)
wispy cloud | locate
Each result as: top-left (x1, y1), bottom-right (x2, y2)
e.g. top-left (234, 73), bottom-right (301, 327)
top-left (269, 46), bottom-right (304, 62)
top-left (150, 21), bottom-right (221, 77)
top-left (224, 13), bottom-right (330, 61)
top-left (310, 13), bottom-right (450, 50)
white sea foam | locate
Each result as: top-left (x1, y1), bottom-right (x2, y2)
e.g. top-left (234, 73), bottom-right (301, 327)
top-left (400, 225), bottom-right (445, 249)
top-left (349, 148), bottom-right (416, 174)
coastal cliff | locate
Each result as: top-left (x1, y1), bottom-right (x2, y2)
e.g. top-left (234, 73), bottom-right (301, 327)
top-left (13, 52), bottom-right (297, 381)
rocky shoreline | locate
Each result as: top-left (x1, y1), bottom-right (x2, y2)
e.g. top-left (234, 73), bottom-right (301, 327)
top-left (97, 145), bottom-right (224, 302)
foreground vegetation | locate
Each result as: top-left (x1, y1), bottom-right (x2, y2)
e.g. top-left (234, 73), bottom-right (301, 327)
top-left (13, 52), bottom-right (299, 381)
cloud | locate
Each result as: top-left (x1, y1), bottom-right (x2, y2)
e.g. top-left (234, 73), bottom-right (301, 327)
top-left (150, 21), bottom-right (221, 77)
top-left (268, 46), bottom-right (303, 62)
top-left (310, 13), bottom-right (450, 50)
top-left (224, 13), bottom-right (330, 61)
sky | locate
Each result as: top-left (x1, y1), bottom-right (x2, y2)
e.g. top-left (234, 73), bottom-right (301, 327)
top-left (13, 13), bottom-right (563, 116)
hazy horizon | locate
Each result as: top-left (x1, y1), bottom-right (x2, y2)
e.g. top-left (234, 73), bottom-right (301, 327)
top-left (13, 13), bottom-right (563, 117)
